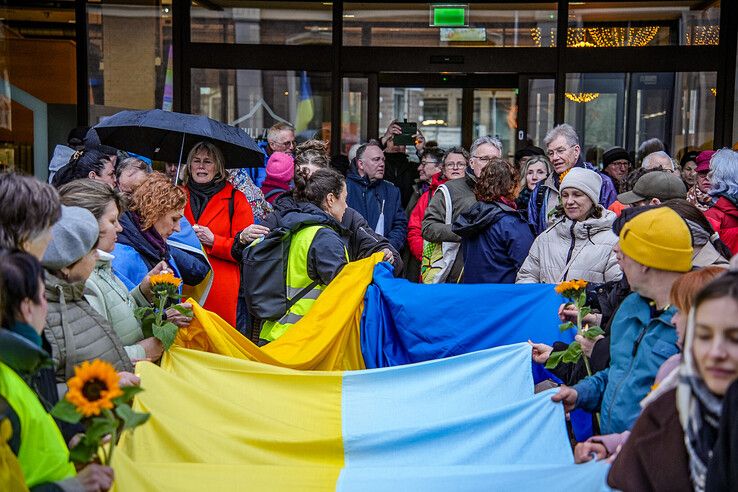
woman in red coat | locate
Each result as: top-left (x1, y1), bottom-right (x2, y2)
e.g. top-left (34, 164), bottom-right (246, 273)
top-left (183, 141), bottom-right (254, 326)
top-left (703, 149), bottom-right (738, 254)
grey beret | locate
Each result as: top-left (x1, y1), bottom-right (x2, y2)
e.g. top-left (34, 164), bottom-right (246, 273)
top-left (42, 205), bottom-right (99, 270)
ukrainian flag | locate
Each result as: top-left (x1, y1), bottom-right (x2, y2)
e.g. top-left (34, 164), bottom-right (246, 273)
top-left (110, 255), bottom-right (611, 490)
top-left (295, 71), bottom-right (314, 133)
top-left (113, 344), bottom-right (611, 491)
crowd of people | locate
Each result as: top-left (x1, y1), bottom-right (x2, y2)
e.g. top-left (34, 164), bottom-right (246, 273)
top-left (1, 115), bottom-right (738, 490)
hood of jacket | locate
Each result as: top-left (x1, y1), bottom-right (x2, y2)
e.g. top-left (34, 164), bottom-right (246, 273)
top-left (0, 328), bottom-right (53, 376)
top-left (117, 211), bottom-right (167, 264)
top-left (549, 208), bottom-right (617, 242)
top-left (453, 201), bottom-right (516, 239)
top-left (44, 270), bottom-right (86, 302)
top-left (275, 200), bottom-right (346, 234)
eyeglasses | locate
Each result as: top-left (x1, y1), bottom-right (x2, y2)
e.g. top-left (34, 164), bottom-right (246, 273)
top-left (470, 155), bottom-right (495, 164)
top-left (421, 160), bottom-right (440, 167)
top-left (546, 146), bottom-right (573, 158)
top-left (445, 161), bottom-right (466, 169)
top-left (276, 140), bottom-right (296, 148)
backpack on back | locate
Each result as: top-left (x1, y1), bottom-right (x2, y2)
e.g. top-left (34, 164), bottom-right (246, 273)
top-left (241, 220), bottom-right (321, 320)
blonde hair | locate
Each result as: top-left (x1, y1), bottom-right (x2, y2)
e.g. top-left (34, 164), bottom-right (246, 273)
top-left (129, 172), bottom-right (186, 230)
top-left (183, 141), bottom-right (226, 184)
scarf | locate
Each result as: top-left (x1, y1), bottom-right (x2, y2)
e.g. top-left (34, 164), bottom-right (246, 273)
top-left (131, 211), bottom-right (168, 259)
top-left (188, 179), bottom-right (226, 222)
top-left (687, 185), bottom-right (714, 212)
top-left (677, 309), bottom-right (723, 492)
top-left (498, 196), bottom-right (517, 209)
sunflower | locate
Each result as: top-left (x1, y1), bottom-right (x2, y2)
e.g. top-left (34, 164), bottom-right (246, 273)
top-left (555, 279), bottom-right (588, 299)
top-left (65, 360), bottom-right (123, 417)
top-left (149, 271), bottom-right (182, 288)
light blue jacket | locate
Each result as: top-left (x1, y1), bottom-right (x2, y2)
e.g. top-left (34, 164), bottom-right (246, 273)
top-left (573, 293), bottom-right (679, 434)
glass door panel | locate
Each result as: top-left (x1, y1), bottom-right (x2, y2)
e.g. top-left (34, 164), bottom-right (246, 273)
top-left (472, 88), bottom-right (517, 158)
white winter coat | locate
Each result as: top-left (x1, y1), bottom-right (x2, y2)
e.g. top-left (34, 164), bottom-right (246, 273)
top-left (516, 208), bottom-right (622, 284)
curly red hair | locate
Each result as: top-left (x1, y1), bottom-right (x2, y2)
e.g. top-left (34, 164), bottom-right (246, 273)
top-left (474, 158), bottom-right (519, 203)
top-left (129, 172), bottom-right (186, 230)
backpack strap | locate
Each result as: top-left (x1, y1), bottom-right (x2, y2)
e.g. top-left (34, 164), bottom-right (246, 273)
top-left (285, 280), bottom-right (320, 311)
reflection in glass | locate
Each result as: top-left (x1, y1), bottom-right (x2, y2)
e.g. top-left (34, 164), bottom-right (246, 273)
top-left (341, 78), bottom-right (368, 155)
top-left (527, 79), bottom-right (555, 149)
top-left (191, 69), bottom-right (331, 143)
top-left (473, 89), bottom-right (517, 157)
top-left (379, 87), bottom-right (463, 149)
top-left (567, 1), bottom-right (720, 47)
top-left (564, 72), bottom-right (716, 162)
top-left (87, 2), bottom-right (172, 123)
top-left (344, 3), bottom-right (557, 48)
top-left (190, 1), bottom-right (332, 45)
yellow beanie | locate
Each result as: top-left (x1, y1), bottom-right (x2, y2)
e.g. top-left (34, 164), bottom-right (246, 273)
top-left (619, 208), bottom-right (693, 272)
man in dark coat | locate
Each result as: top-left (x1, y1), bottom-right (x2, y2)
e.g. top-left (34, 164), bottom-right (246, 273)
top-left (345, 142), bottom-right (408, 253)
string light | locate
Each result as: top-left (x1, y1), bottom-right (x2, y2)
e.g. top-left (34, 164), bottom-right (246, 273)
top-left (710, 88), bottom-right (717, 96)
top-left (531, 26), bottom-right (660, 48)
top-left (587, 27), bottom-right (659, 47)
top-left (565, 92), bottom-right (600, 103)
top-left (685, 25), bottom-right (719, 46)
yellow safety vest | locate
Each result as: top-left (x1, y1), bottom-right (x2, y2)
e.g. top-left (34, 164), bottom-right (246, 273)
top-left (261, 225), bottom-right (347, 341)
top-left (0, 361), bottom-right (75, 488)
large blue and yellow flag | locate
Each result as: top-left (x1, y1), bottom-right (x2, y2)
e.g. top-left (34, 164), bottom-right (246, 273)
top-left (113, 343), bottom-right (611, 491)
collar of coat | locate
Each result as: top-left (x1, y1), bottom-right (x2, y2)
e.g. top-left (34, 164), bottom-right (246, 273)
top-left (0, 328), bottom-right (53, 376)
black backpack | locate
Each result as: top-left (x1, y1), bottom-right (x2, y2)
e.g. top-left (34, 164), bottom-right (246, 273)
top-left (241, 220), bottom-right (321, 320)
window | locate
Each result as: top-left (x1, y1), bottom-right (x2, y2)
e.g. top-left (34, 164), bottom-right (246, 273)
top-left (191, 69), bottom-right (331, 143)
top-left (567, 1), bottom-right (720, 47)
top-left (379, 87), bottom-right (462, 149)
top-left (87, 2), bottom-right (173, 124)
top-left (344, 3), bottom-right (557, 48)
top-left (190, 1), bottom-right (332, 45)
top-left (565, 71), bottom-right (716, 160)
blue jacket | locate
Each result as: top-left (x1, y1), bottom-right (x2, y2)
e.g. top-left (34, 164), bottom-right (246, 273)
top-left (573, 293), bottom-right (679, 434)
top-left (528, 159), bottom-right (618, 235)
top-left (346, 168), bottom-right (408, 252)
top-left (452, 201), bottom-right (535, 284)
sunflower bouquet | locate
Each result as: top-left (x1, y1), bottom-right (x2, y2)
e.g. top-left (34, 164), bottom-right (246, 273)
top-left (135, 271), bottom-right (191, 350)
top-left (546, 279), bottom-right (604, 376)
top-left (51, 360), bottom-right (149, 465)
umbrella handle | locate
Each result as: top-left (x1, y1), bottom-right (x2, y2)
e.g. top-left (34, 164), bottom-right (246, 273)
top-left (174, 133), bottom-right (185, 185)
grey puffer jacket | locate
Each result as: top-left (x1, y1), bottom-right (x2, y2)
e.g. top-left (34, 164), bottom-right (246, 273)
top-left (516, 208), bottom-right (622, 284)
top-left (44, 271), bottom-right (133, 388)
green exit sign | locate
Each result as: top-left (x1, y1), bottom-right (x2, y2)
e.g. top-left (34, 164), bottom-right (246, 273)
top-left (430, 5), bottom-right (468, 27)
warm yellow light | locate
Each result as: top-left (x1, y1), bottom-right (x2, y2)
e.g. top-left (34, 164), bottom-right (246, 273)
top-left (565, 92), bottom-right (600, 103)
top-left (710, 88), bottom-right (717, 96)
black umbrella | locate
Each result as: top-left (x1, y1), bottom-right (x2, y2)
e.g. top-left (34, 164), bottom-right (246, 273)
top-left (93, 109), bottom-right (265, 169)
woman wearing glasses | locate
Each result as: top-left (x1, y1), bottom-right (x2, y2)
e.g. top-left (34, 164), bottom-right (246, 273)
top-left (516, 168), bottom-right (621, 285)
top-left (406, 147), bottom-right (468, 269)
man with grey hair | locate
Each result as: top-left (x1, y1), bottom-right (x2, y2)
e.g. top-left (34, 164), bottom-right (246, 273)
top-left (641, 150), bottom-right (676, 173)
top-left (421, 135), bottom-right (502, 283)
top-left (528, 124), bottom-right (617, 234)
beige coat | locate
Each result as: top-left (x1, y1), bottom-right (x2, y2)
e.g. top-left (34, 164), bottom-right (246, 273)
top-left (516, 208), bottom-right (622, 284)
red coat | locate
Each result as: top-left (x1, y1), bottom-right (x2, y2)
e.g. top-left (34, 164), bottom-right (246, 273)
top-left (407, 174), bottom-right (448, 261)
top-left (704, 196), bottom-right (738, 254)
top-left (184, 182), bottom-right (253, 327)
